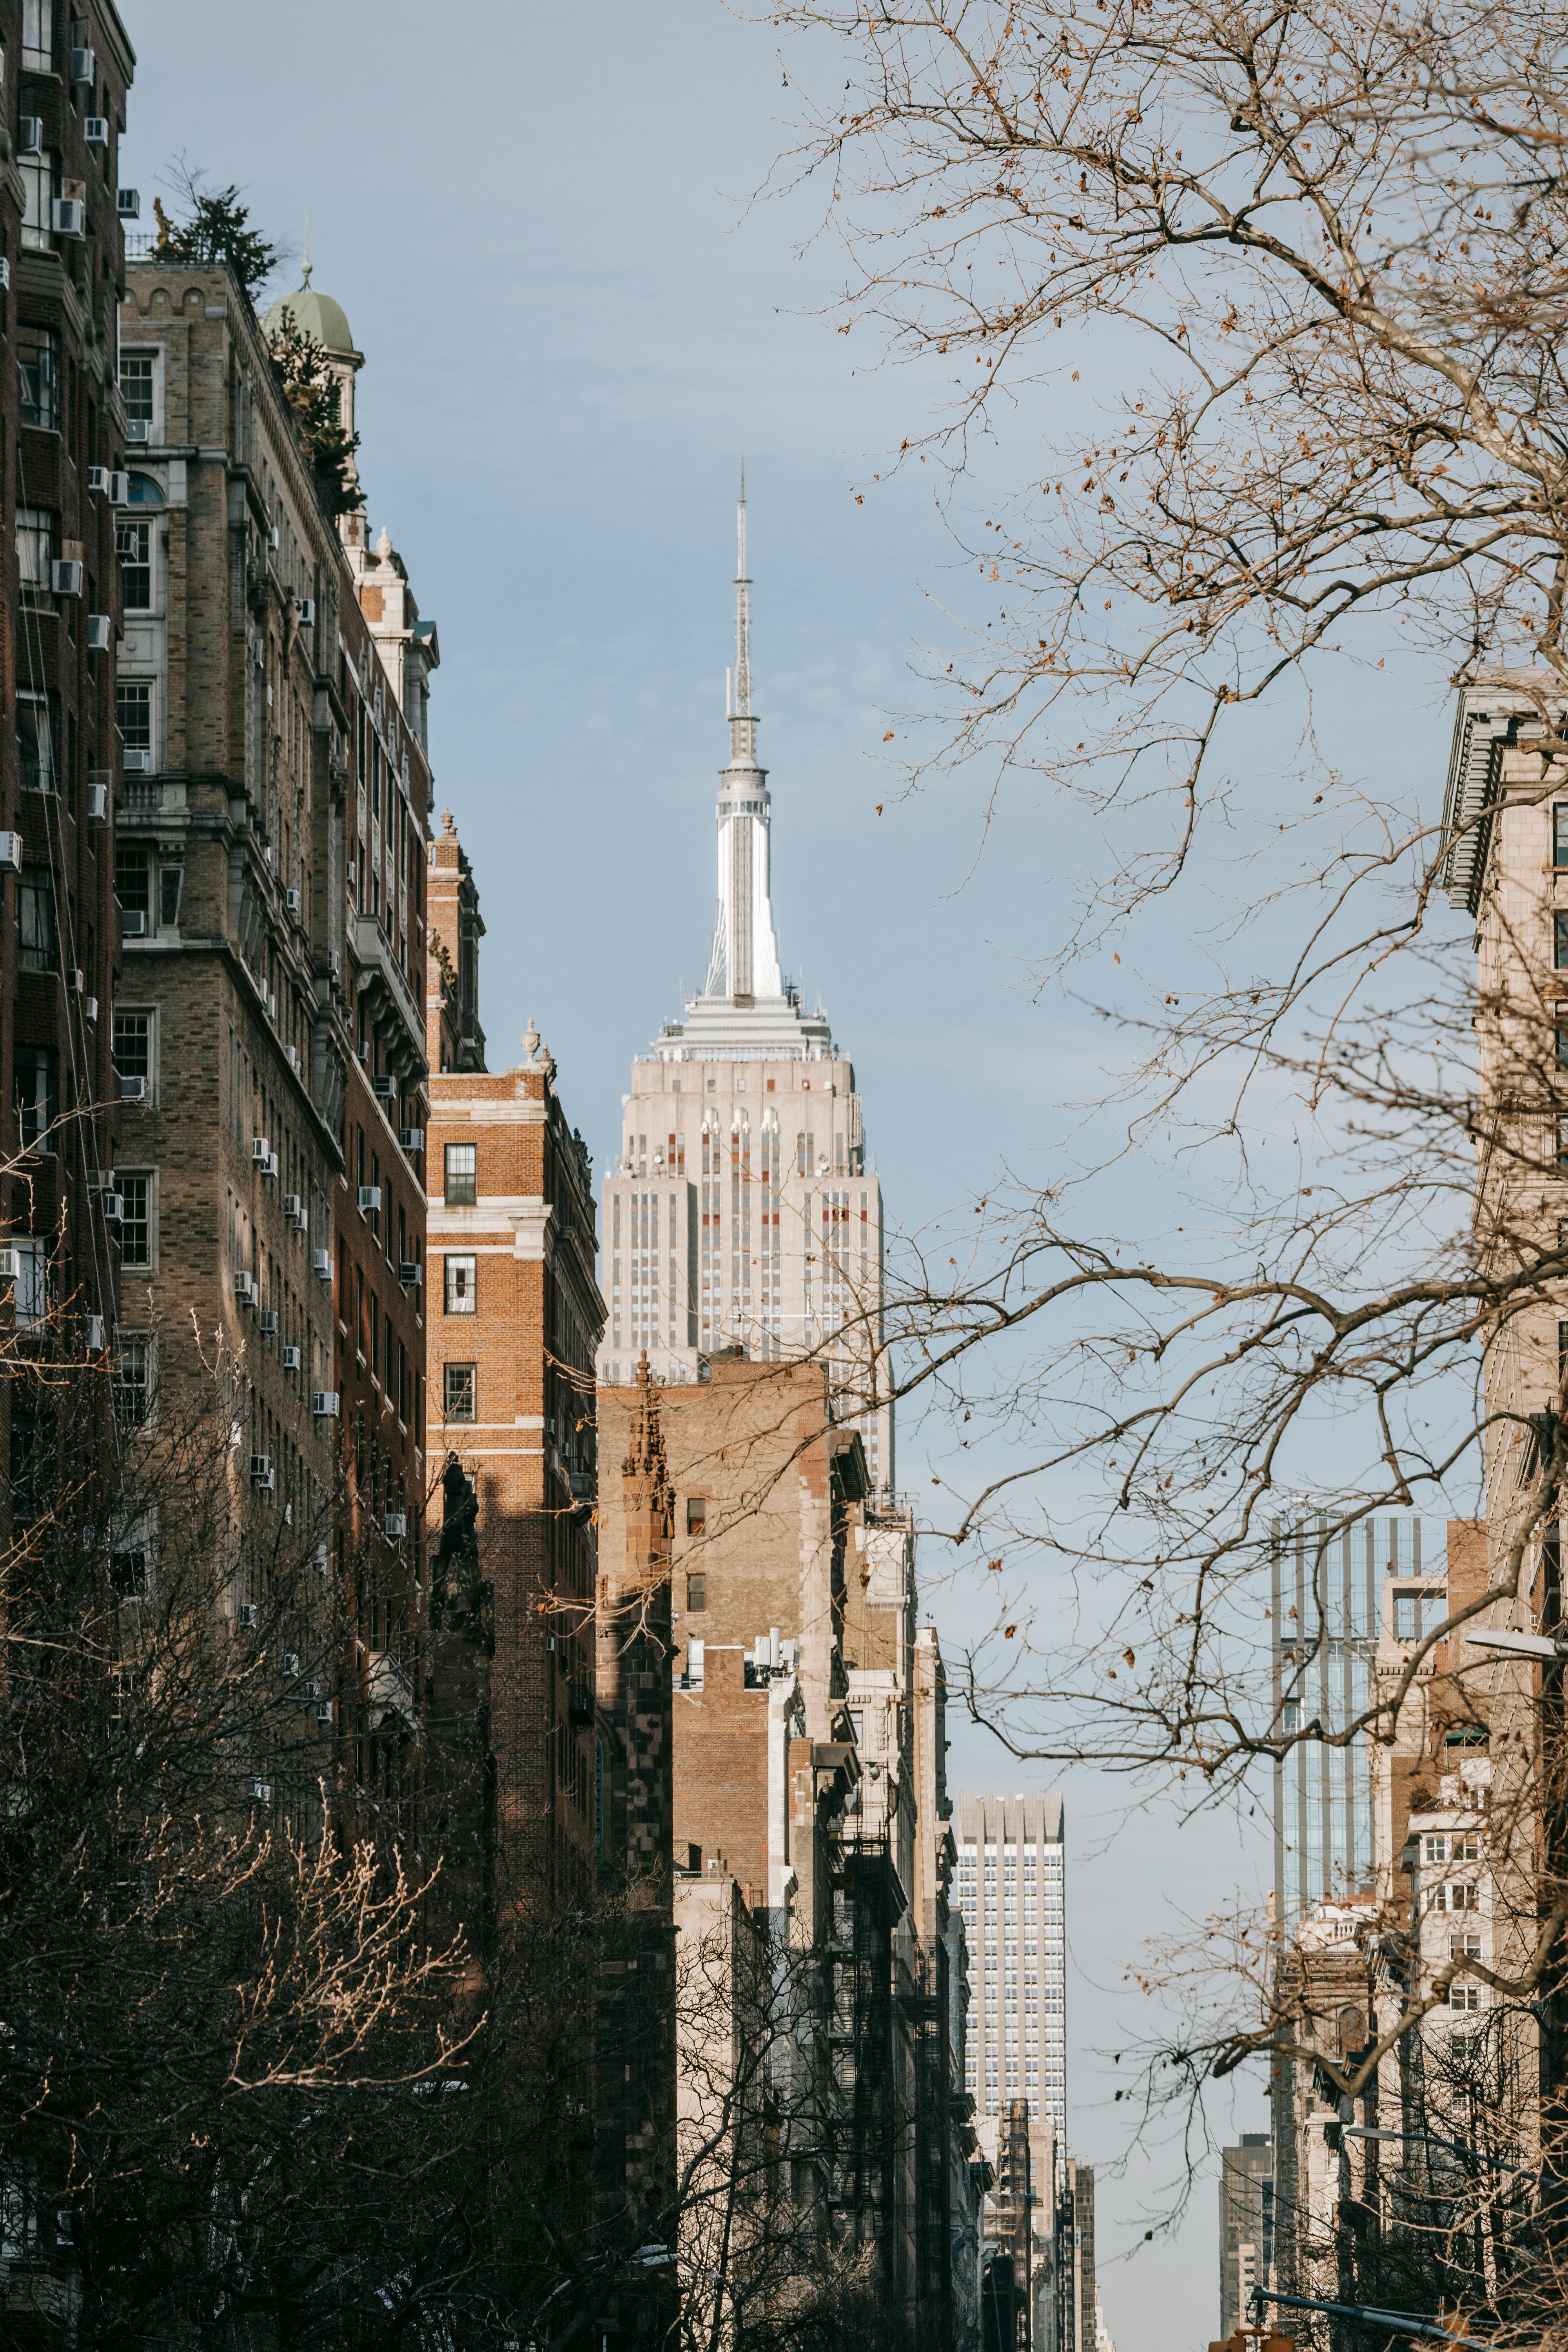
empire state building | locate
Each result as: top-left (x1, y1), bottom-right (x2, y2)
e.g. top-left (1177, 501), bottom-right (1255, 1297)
top-left (599, 486), bottom-right (892, 1496)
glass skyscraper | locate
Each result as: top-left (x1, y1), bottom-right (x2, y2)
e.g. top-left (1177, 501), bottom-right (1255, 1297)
top-left (1272, 1514), bottom-right (1446, 1924)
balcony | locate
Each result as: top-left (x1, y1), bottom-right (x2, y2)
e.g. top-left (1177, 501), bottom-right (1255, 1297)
top-left (352, 912), bottom-right (423, 1059)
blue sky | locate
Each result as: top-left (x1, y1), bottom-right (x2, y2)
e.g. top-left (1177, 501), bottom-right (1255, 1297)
top-left (117, 6), bottom-right (1479, 2342)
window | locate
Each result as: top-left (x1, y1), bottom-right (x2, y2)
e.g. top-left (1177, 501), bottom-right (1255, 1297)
top-left (16, 506), bottom-right (54, 597)
top-left (443, 1362), bottom-right (475, 1423)
top-left (113, 1010), bottom-right (152, 1094)
top-left (1449, 1984), bottom-right (1483, 2012)
top-left (1556, 911), bottom-right (1568, 972)
top-left (111, 1543), bottom-right (147, 1597)
top-left (117, 518), bottom-right (151, 610)
top-left (114, 841), bottom-right (150, 916)
top-left (160, 865), bottom-right (182, 928)
top-left (686, 1572), bottom-right (707, 1613)
top-left (116, 680), bottom-right (151, 757)
top-left (1451, 1932), bottom-right (1482, 1961)
top-left (17, 693), bottom-right (56, 793)
top-left (17, 869), bottom-right (55, 973)
top-left (686, 1496), bottom-right (707, 1534)
top-left (120, 353), bottom-right (154, 429)
top-left (1454, 1833), bottom-right (1481, 1861)
top-left (1394, 1592), bottom-right (1421, 1641)
top-left (1450, 1880), bottom-right (1477, 1910)
top-left (18, 325), bottom-right (58, 425)
top-left (118, 1172), bottom-right (152, 1269)
top-left (13, 1044), bottom-right (54, 1150)
top-left (113, 1333), bottom-right (154, 1429)
top-left (127, 471), bottom-right (163, 507)
top-left (22, 0), bottom-right (53, 69)
top-left (444, 1254), bottom-right (475, 1314)
top-left (444, 1142), bottom-right (476, 1206)
top-left (1555, 805), bottom-right (1568, 867)
top-left (7, 1236), bottom-right (47, 1329)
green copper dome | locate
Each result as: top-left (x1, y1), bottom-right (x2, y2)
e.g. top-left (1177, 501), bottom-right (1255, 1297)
top-left (263, 267), bottom-right (355, 354)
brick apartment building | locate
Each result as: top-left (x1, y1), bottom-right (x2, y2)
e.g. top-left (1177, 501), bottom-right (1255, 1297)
top-left (112, 247), bottom-right (430, 1822)
top-left (2, 0), bottom-right (135, 1478)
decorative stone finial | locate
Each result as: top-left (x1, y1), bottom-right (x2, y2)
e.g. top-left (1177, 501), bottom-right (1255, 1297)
top-left (441, 808), bottom-right (456, 837)
top-left (522, 1019), bottom-right (540, 1063)
top-left (376, 526), bottom-right (394, 562)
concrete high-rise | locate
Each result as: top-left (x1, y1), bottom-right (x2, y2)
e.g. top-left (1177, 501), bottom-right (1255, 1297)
top-left (953, 1794), bottom-right (1067, 2145)
top-left (597, 486), bottom-right (891, 1495)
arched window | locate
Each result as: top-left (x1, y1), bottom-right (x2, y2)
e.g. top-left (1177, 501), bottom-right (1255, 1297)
top-left (126, 472), bottom-right (163, 506)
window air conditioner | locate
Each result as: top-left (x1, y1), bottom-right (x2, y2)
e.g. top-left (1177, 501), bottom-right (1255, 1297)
top-left (119, 1075), bottom-right (147, 1102)
top-left (399, 1127), bottom-right (424, 1153)
top-left (100, 1192), bottom-right (123, 1221)
top-left (258, 1309), bottom-right (278, 1337)
top-left (286, 1044), bottom-right (299, 1073)
top-left (329, 949), bottom-right (341, 977)
top-left (70, 45), bottom-right (95, 82)
top-left (281, 1653), bottom-right (299, 1677)
top-left (253, 1467), bottom-right (275, 1494)
top-left (313, 1250), bottom-right (333, 1281)
top-left (87, 1169), bottom-right (113, 1192)
top-left (371, 1075), bottom-right (396, 1101)
top-left (120, 912), bottom-right (147, 940)
top-left (282, 1193), bottom-right (302, 1221)
top-left (0, 834), bottom-right (21, 873)
top-left (84, 996), bottom-right (97, 1022)
top-left (87, 780), bottom-right (107, 820)
top-left (285, 886), bottom-right (300, 913)
top-left (262, 1154), bottom-right (278, 1182)
top-left (281, 1344), bottom-right (301, 1371)
top-left (51, 199), bottom-right (85, 239)
top-left (265, 991), bottom-right (276, 1021)
top-left (314, 1703), bottom-right (334, 1726)
top-left (87, 616), bottom-right (111, 653)
top-left (126, 419), bottom-right (151, 443)
top-left (358, 1185), bottom-right (381, 1212)
top-left (51, 558), bottom-right (82, 595)
top-left (239, 1602), bottom-right (257, 1628)
top-left (0, 260), bottom-right (9, 292)
top-left (346, 860), bottom-right (356, 885)
top-left (0, 1248), bottom-right (19, 1281)
top-left (17, 118), bottom-right (41, 156)
top-left (235, 1271), bottom-right (258, 1305)
top-left (312, 1390), bottom-right (340, 1417)
top-left (314, 1542), bottom-right (329, 1568)
top-left (84, 116), bottom-right (108, 144)
top-left (356, 1039), bottom-right (370, 1063)
top-left (116, 187), bottom-right (139, 218)
top-left (122, 749), bottom-right (152, 772)
top-left (87, 466), bottom-right (112, 495)
top-left (67, 968), bottom-right (84, 993)
top-left (251, 1136), bottom-right (270, 1164)
top-left (384, 1513), bottom-right (407, 1541)
top-left (108, 472), bottom-right (129, 505)
top-left (86, 1314), bottom-right (105, 1351)
top-left (296, 597), bottom-right (315, 625)
top-left (247, 1779), bottom-right (272, 1805)
top-left (301, 1681), bottom-right (319, 1700)
top-left (398, 1261), bottom-right (421, 1289)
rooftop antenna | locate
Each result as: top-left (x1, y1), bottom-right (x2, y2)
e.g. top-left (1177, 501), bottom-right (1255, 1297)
top-left (302, 200), bottom-right (312, 287)
top-left (728, 460), bottom-right (757, 766)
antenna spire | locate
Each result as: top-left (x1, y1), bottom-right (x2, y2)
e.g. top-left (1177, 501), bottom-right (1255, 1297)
top-left (729, 464), bottom-right (757, 764)
top-left (302, 200), bottom-right (312, 286)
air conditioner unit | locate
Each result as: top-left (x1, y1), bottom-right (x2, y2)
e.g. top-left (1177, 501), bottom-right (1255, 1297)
top-left (100, 1191), bottom-right (123, 1221)
top-left (0, 834), bottom-right (21, 873)
top-left (314, 1702), bottom-right (334, 1725)
top-left (301, 1681), bottom-right (319, 1700)
top-left (87, 1168), bottom-right (113, 1192)
top-left (84, 116), bottom-right (108, 144)
top-left (296, 597), bottom-right (315, 625)
top-left (253, 1467), bottom-right (275, 1494)
top-left (126, 418), bottom-right (151, 444)
top-left (108, 471), bottom-right (129, 505)
top-left (87, 780), bottom-right (107, 821)
top-left (70, 44), bottom-right (95, 82)
top-left (0, 1248), bottom-right (19, 1281)
top-left (282, 1193), bottom-right (302, 1221)
top-left (87, 615), bottom-right (111, 653)
top-left (258, 1309), bottom-right (278, 1338)
top-left (371, 1075), bottom-right (396, 1101)
top-left (314, 1541), bottom-right (329, 1568)
top-left (312, 1250), bottom-right (332, 1280)
top-left (17, 118), bottom-right (41, 156)
top-left (119, 1074), bottom-right (147, 1102)
top-left (384, 1513), bottom-right (408, 1540)
top-left (0, 260), bottom-right (10, 292)
top-left (51, 199), bottom-right (85, 239)
top-left (84, 996), bottom-right (97, 1022)
top-left (251, 1136), bottom-right (270, 1165)
top-left (67, 968), bottom-right (84, 993)
top-left (116, 187), bottom-right (139, 218)
top-left (247, 1779), bottom-right (272, 1805)
top-left (86, 1314), bottom-right (105, 1351)
top-left (120, 910), bottom-right (148, 938)
top-left (239, 1602), bottom-right (257, 1629)
top-left (356, 1039), bottom-right (370, 1063)
top-left (399, 1127), bottom-right (424, 1153)
top-left (346, 860), bottom-right (356, 886)
top-left (312, 1390), bottom-right (340, 1417)
top-left (281, 1344), bottom-right (301, 1371)
top-left (51, 558), bottom-right (82, 595)
top-left (285, 887), bottom-right (300, 913)
top-left (87, 466), bottom-right (111, 495)
top-left (398, 1261), bottom-right (421, 1289)
top-left (235, 1271), bottom-right (258, 1305)
top-left (358, 1185), bottom-right (381, 1212)
top-left (269, 520), bottom-right (279, 550)
top-left (281, 1652), bottom-right (299, 1677)
top-left (265, 991), bottom-right (276, 1022)
top-left (122, 749), bottom-right (152, 772)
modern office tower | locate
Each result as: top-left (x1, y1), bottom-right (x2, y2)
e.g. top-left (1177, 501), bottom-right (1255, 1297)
top-left (1272, 1515), bottom-right (1447, 1927)
top-left (1219, 2136), bottom-right (1274, 2338)
top-left (953, 1795), bottom-right (1067, 2156)
top-left (597, 487), bottom-right (891, 1495)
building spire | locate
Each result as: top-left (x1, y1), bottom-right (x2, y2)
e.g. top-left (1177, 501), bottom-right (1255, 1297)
top-left (728, 464), bottom-right (757, 768)
top-left (302, 200), bottom-right (312, 287)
